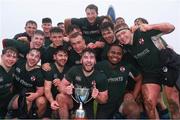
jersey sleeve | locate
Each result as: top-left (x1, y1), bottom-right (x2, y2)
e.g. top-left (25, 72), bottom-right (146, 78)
top-left (43, 69), bottom-right (54, 82)
top-left (2, 39), bottom-right (29, 54)
top-left (35, 68), bottom-right (44, 87)
top-left (71, 18), bottom-right (84, 26)
top-left (128, 64), bottom-right (141, 78)
top-left (64, 66), bottom-right (76, 83)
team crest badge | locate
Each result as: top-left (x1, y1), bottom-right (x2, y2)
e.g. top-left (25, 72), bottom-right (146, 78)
top-left (139, 38), bottom-right (144, 45)
top-left (75, 76), bottom-right (81, 81)
top-left (120, 66), bottom-right (125, 72)
top-left (31, 76), bottom-right (36, 81)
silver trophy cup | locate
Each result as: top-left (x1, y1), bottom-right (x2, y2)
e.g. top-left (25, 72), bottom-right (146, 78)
top-left (71, 87), bottom-right (92, 118)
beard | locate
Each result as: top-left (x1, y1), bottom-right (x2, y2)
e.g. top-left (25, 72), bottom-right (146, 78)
top-left (82, 65), bottom-right (94, 72)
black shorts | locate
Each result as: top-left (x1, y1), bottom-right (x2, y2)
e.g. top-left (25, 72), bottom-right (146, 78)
top-left (0, 94), bottom-right (13, 118)
top-left (162, 66), bottom-right (178, 87)
top-left (142, 72), bottom-right (163, 85)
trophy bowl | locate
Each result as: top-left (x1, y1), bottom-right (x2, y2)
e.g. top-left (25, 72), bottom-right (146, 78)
top-left (74, 87), bottom-right (90, 103)
top-left (72, 87), bottom-right (92, 119)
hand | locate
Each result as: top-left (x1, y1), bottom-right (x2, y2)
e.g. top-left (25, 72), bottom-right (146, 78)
top-left (42, 63), bottom-right (51, 71)
top-left (94, 41), bottom-right (104, 48)
top-left (17, 36), bottom-right (29, 44)
top-left (91, 81), bottom-right (99, 99)
top-left (26, 92), bottom-right (37, 102)
top-left (63, 36), bottom-right (70, 42)
top-left (123, 93), bottom-right (135, 102)
top-left (51, 100), bottom-right (59, 110)
top-left (53, 79), bottom-right (61, 87)
top-left (130, 25), bottom-right (139, 33)
top-left (139, 24), bottom-right (151, 32)
top-left (87, 42), bottom-right (96, 49)
top-left (65, 83), bottom-right (74, 95)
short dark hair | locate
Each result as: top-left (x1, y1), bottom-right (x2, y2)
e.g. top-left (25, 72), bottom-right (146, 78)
top-left (28, 48), bottom-right (41, 57)
top-left (100, 15), bottom-right (113, 23)
top-left (100, 21), bottom-right (114, 32)
top-left (50, 27), bottom-right (64, 34)
top-left (134, 17), bottom-right (148, 24)
top-left (85, 4), bottom-right (98, 14)
top-left (25, 20), bottom-right (37, 27)
top-left (81, 48), bottom-right (96, 57)
top-left (69, 32), bottom-right (82, 39)
top-left (67, 24), bottom-right (81, 35)
top-left (42, 17), bottom-right (52, 23)
top-left (108, 44), bottom-right (123, 54)
top-left (115, 17), bottom-right (125, 23)
top-left (2, 47), bottom-right (18, 55)
top-left (54, 46), bottom-right (69, 56)
top-left (57, 22), bottom-right (64, 26)
top-left (33, 30), bottom-right (45, 37)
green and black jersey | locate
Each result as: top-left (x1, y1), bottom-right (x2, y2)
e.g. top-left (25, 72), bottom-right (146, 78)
top-left (124, 29), bottom-right (162, 75)
top-left (71, 17), bottom-right (102, 44)
top-left (13, 60), bottom-right (44, 93)
top-left (41, 42), bottom-right (70, 64)
top-left (96, 60), bottom-right (140, 104)
top-left (43, 63), bottom-right (69, 98)
top-left (44, 37), bottom-right (52, 48)
top-left (3, 39), bottom-right (45, 61)
top-left (3, 39), bottom-right (29, 59)
top-left (65, 65), bottom-right (108, 92)
top-left (0, 66), bottom-right (15, 100)
top-left (67, 49), bottom-right (81, 68)
top-left (100, 39), bottom-right (118, 60)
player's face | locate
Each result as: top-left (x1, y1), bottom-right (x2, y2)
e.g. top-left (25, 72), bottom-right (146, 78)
top-left (107, 46), bottom-right (123, 64)
top-left (70, 35), bottom-right (86, 54)
top-left (41, 23), bottom-right (52, 33)
top-left (58, 24), bottom-right (65, 33)
top-left (54, 51), bottom-right (68, 67)
top-left (26, 50), bottom-right (41, 67)
top-left (1, 50), bottom-right (18, 68)
top-left (134, 19), bottom-right (143, 26)
top-left (116, 18), bottom-right (125, 25)
top-left (25, 23), bottom-right (37, 37)
top-left (50, 33), bottom-right (64, 47)
top-left (81, 52), bottom-right (96, 72)
top-left (101, 28), bottom-right (115, 44)
top-left (86, 8), bottom-right (98, 24)
top-left (116, 29), bottom-right (132, 45)
top-left (31, 34), bottom-right (44, 49)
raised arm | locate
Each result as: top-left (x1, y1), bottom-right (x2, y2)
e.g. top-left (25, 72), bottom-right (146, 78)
top-left (139, 23), bottom-right (175, 34)
top-left (64, 18), bottom-right (72, 34)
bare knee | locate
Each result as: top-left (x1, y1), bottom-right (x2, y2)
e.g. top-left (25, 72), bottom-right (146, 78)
top-left (36, 96), bottom-right (47, 107)
top-left (56, 93), bottom-right (73, 109)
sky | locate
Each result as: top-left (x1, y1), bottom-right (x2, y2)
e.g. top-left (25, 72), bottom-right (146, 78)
top-left (0, 0), bottom-right (180, 52)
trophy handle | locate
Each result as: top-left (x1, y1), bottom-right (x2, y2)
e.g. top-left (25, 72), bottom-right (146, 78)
top-left (84, 97), bottom-right (93, 104)
top-left (71, 95), bottom-right (80, 103)
top-left (71, 95), bottom-right (93, 104)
